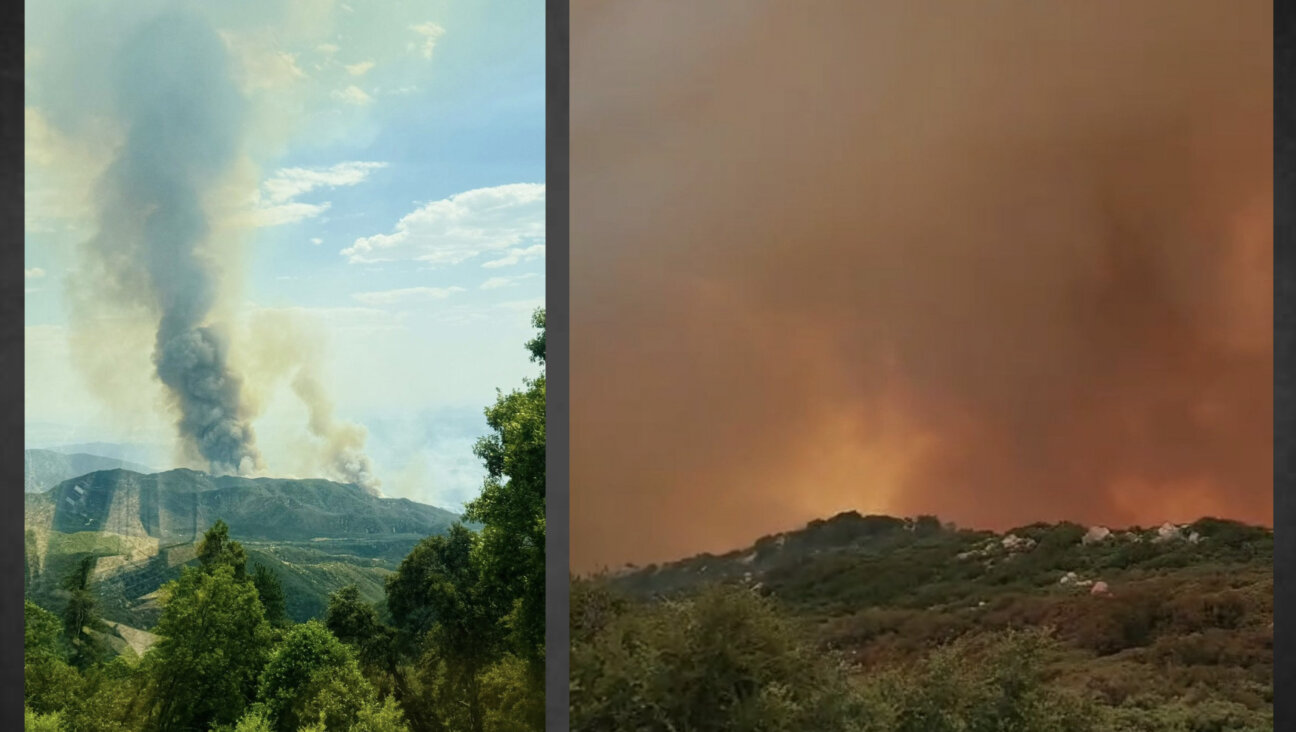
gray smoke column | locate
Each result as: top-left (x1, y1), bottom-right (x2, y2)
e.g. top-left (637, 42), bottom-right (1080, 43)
top-left (87, 9), bottom-right (261, 474)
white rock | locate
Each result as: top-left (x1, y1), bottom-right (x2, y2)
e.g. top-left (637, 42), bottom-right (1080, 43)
top-left (1153, 522), bottom-right (1183, 543)
top-left (1082, 526), bottom-right (1111, 545)
top-left (1090, 581), bottom-right (1110, 595)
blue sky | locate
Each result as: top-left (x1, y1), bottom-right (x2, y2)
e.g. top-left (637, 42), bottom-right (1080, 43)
top-left (24, 0), bottom-right (544, 511)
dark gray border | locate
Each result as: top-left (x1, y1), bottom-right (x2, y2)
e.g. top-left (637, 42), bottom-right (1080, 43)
top-left (1276, 0), bottom-right (1293, 724)
top-left (545, 0), bottom-right (570, 728)
top-left (2, 0), bottom-right (22, 723)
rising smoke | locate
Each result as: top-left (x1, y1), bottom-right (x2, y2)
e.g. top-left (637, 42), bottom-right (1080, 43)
top-left (54, 5), bottom-right (376, 482)
top-left (80, 10), bottom-right (262, 475)
top-left (570, 0), bottom-right (1272, 570)
top-left (241, 309), bottom-right (380, 493)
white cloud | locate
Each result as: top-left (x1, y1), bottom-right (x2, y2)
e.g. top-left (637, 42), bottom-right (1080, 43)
top-left (221, 31), bottom-right (307, 92)
top-left (345, 60), bottom-right (376, 76)
top-left (250, 161), bottom-right (386, 227)
top-left (25, 267), bottom-right (46, 280)
top-left (311, 238), bottom-right (324, 246)
top-left (481, 273), bottom-right (539, 290)
top-left (317, 43), bottom-right (340, 55)
top-left (481, 244), bottom-right (545, 269)
top-left (429, 297), bottom-right (545, 325)
top-left (343, 183), bottom-right (544, 265)
top-left (332, 85), bottom-right (373, 106)
top-left (352, 286), bottom-right (467, 305)
top-left (410, 22), bottom-right (446, 59)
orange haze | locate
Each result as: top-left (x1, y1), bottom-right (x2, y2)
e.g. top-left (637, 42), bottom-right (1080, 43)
top-left (570, 0), bottom-right (1273, 572)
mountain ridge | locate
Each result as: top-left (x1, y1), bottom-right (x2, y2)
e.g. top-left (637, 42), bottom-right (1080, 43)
top-left (25, 468), bottom-right (460, 626)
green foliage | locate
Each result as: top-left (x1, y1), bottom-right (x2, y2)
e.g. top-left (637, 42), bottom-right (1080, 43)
top-left (231, 707), bottom-right (275, 732)
top-left (198, 518), bottom-right (250, 580)
top-left (524, 307), bottom-right (545, 364)
top-left (572, 583), bottom-right (868, 732)
top-left (25, 600), bottom-right (82, 714)
top-left (860, 628), bottom-right (1095, 732)
top-left (24, 707), bottom-right (63, 732)
top-left (465, 308), bottom-right (546, 670)
top-left (327, 584), bottom-right (381, 641)
top-left (479, 654), bottom-right (546, 732)
top-left (585, 514), bottom-right (1273, 731)
top-left (252, 562), bottom-right (288, 627)
top-left (255, 620), bottom-right (363, 732)
top-left (61, 554), bottom-right (108, 668)
top-left (145, 562), bottom-right (273, 731)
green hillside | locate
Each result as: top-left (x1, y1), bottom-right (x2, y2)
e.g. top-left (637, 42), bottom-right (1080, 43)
top-left (25, 468), bottom-right (460, 629)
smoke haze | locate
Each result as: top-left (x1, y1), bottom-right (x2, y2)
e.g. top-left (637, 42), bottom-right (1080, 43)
top-left (570, 1), bottom-right (1272, 571)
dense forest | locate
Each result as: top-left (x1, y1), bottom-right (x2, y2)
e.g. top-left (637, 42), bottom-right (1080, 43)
top-left (572, 512), bottom-right (1273, 731)
top-left (25, 310), bottom-right (547, 732)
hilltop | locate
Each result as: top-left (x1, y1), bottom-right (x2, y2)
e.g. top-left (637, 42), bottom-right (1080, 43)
top-left (24, 448), bottom-right (155, 493)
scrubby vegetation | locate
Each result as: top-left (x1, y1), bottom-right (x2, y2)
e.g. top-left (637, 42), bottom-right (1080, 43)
top-left (25, 310), bottom-right (547, 732)
top-left (574, 511), bottom-right (1273, 731)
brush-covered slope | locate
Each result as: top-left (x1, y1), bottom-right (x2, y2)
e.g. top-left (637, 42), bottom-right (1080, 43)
top-left (593, 511), bottom-right (1273, 729)
top-left (25, 468), bottom-right (460, 627)
top-left (24, 449), bottom-right (154, 493)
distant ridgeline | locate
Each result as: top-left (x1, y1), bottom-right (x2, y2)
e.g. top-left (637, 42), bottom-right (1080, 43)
top-left (24, 448), bottom-right (155, 493)
top-left (602, 510), bottom-right (1273, 610)
top-left (25, 467), bottom-right (460, 635)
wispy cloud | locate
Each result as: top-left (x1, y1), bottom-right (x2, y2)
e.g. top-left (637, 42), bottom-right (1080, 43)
top-left (343, 183), bottom-right (544, 265)
top-left (345, 60), bottom-right (376, 76)
top-left (332, 85), bottom-right (373, 106)
top-left (481, 273), bottom-right (539, 290)
top-left (352, 286), bottom-right (467, 305)
top-left (250, 161), bottom-right (387, 227)
top-left (482, 244), bottom-right (545, 269)
top-left (311, 237), bottom-right (323, 246)
top-left (410, 22), bottom-right (446, 59)
top-left (25, 267), bottom-right (46, 280)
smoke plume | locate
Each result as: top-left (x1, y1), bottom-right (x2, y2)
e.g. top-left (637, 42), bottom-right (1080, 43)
top-left (73, 10), bottom-right (262, 475)
top-left (240, 309), bottom-right (380, 493)
top-left (570, 0), bottom-right (1272, 570)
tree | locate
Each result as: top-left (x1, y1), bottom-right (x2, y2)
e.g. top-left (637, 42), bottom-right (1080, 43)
top-left (387, 524), bottom-right (502, 732)
top-left (256, 620), bottom-right (376, 732)
top-left (25, 600), bottom-right (81, 714)
top-left (524, 307), bottom-right (545, 364)
top-left (198, 518), bottom-right (249, 580)
top-left (61, 555), bottom-right (106, 668)
top-left (327, 585), bottom-right (437, 732)
top-left (252, 562), bottom-right (288, 627)
top-left (571, 583), bottom-right (868, 732)
top-left (146, 563), bottom-right (272, 731)
top-left (464, 308), bottom-right (546, 670)
top-left (327, 585), bottom-right (382, 647)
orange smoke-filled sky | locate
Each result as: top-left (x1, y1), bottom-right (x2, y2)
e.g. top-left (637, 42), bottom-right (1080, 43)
top-left (570, 0), bottom-right (1273, 572)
